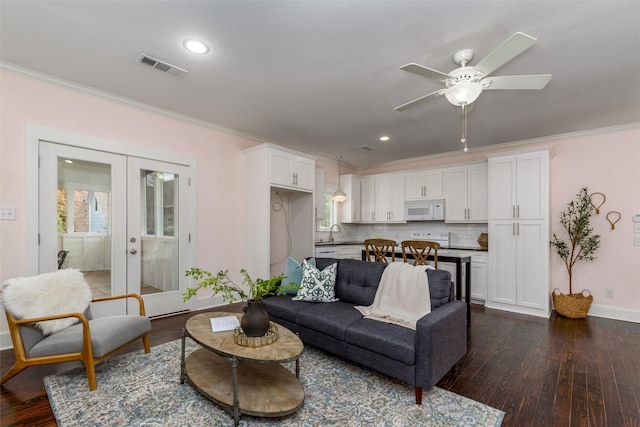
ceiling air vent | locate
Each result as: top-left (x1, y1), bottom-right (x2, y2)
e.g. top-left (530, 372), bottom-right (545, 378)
top-left (359, 145), bottom-right (376, 152)
top-left (136, 54), bottom-right (188, 79)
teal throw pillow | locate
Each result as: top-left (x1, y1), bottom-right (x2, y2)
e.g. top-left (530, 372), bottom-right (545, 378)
top-left (292, 259), bottom-right (339, 302)
top-left (281, 257), bottom-right (315, 295)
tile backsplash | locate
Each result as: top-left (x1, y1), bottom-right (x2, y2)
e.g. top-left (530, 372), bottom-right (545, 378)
top-left (327, 222), bottom-right (488, 249)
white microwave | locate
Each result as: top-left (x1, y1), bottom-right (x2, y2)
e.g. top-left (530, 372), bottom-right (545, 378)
top-left (405, 199), bottom-right (445, 221)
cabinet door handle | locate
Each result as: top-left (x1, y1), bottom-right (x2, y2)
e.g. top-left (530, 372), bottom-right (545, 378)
top-left (516, 222), bottom-right (520, 236)
top-left (517, 205), bottom-right (520, 219)
top-left (512, 223), bottom-right (516, 236)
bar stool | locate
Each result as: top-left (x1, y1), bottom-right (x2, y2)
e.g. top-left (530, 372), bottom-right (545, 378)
top-left (401, 240), bottom-right (440, 267)
top-left (364, 239), bottom-right (397, 263)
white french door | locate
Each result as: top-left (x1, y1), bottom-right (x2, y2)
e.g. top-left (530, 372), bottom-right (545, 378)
top-left (38, 141), bottom-right (191, 317)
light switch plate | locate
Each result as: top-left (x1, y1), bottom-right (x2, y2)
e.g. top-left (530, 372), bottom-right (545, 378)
top-left (635, 224), bottom-right (640, 234)
top-left (0, 207), bottom-right (16, 220)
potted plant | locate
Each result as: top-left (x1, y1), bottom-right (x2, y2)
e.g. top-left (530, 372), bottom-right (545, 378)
top-left (183, 268), bottom-right (290, 336)
top-left (550, 187), bottom-right (601, 318)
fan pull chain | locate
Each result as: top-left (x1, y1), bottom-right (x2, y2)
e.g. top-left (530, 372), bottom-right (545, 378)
top-left (461, 104), bottom-right (469, 152)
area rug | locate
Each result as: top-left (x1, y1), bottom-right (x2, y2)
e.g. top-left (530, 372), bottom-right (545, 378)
top-left (44, 339), bottom-right (504, 426)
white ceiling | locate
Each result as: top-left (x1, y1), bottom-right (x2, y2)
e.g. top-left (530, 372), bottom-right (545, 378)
top-left (1, 1), bottom-right (639, 168)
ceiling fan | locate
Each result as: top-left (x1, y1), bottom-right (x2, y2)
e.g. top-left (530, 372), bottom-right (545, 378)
top-left (394, 32), bottom-right (552, 111)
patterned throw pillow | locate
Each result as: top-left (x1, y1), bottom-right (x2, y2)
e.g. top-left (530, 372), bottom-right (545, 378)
top-left (292, 259), bottom-right (339, 302)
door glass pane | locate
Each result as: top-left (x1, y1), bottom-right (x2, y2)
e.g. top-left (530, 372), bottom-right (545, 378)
top-left (140, 170), bottom-right (179, 294)
top-left (57, 158), bottom-right (112, 297)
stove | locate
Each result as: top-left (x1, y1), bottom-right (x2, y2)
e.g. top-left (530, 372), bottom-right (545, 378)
top-left (408, 231), bottom-right (450, 248)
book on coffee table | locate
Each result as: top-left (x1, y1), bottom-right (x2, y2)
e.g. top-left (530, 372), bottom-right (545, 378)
top-left (210, 315), bottom-right (240, 332)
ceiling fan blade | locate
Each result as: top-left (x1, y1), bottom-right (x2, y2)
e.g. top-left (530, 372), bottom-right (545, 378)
top-left (400, 63), bottom-right (451, 82)
top-left (394, 89), bottom-right (446, 111)
top-left (482, 74), bottom-right (552, 90)
top-left (474, 32), bottom-right (537, 77)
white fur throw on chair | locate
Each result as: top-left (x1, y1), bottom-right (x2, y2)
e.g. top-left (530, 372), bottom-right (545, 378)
top-left (1, 269), bottom-right (93, 335)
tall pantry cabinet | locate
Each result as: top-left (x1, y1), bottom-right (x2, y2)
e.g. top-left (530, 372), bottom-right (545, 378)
top-left (487, 148), bottom-right (551, 317)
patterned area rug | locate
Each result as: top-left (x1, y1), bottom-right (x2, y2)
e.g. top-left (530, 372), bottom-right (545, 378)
top-left (44, 339), bottom-right (504, 426)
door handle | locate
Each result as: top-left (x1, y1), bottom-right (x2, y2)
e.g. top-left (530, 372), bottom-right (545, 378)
top-left (130, 248), bottom-right (137, 254)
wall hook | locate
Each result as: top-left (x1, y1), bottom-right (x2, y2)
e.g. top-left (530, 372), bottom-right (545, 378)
top-left (589, 192), bottom-right (606, 214)
top-left (606, 211), bottom-right (621, 230)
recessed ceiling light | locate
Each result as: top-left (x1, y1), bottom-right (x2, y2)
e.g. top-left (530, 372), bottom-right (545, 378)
top-left (379, 136), bottom-right (390, 142)
top-left (183, 39), bottom-right (209, 54)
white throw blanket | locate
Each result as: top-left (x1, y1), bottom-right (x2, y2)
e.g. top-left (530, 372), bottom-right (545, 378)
top-left (355, 263), bottom-right (434, 330)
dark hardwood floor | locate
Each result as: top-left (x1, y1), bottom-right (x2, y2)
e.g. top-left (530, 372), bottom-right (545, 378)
top-left (2, 304), bottom-right (639, 427)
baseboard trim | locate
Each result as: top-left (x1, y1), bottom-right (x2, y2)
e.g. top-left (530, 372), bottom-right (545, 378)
top-left (586, 304), bottom-right (640, 323)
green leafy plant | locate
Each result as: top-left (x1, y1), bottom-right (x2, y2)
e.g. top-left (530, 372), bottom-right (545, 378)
top-left (183, 268), bottom-right (292, 303)
top-left (550, 187), bottom-right (601, 294)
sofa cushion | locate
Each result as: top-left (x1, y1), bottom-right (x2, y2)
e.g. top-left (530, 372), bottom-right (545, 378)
top-left (428, 269), bottom-right (454, 309)
top-left (332, 258), bottom-right (387, 306)
top-left (345, 318), bottom-right (416, 365)
top-left (264, 295), bottom-right (315, 322)
top-left (28, 315), bottom-right (151, 358)
top-left (293, 260), bottom-right (338, 302)
top-left (296, 302), bottom-right (363, 341)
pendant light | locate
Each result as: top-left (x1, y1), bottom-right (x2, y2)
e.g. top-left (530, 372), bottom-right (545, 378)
top-left (332, 155), bottom-right (347, 203)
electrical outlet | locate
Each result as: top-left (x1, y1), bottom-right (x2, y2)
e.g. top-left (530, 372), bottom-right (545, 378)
top-left (606, 289), bottom-right (615, 298)
top-left (0, 207), bottom-right (16, 220)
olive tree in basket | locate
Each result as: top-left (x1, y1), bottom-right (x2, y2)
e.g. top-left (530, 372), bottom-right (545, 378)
top-left (550, 187), bottom-right (601, 318)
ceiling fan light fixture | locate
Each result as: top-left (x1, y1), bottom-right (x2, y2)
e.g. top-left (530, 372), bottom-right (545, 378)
top-left (444, 81), bottom-right (483, 106)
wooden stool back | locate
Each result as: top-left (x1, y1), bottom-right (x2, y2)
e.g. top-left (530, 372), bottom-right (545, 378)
top-left (364, 239), bottom-right (397, 263)
top-left (401, 240), bottom-right (440, 267)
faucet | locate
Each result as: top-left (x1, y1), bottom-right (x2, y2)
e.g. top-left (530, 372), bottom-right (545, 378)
top-left (329, 224), bottom-right (342, 242)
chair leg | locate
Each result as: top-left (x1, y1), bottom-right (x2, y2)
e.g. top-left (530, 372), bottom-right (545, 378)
top-left (1, 361), bottom-right (28, 385)
top-left (415, 386), bottom-right (423, 405)
top-left (84, 359), bottom-right (97, 391)
top-left (142, 334), bottom-right (151, 353)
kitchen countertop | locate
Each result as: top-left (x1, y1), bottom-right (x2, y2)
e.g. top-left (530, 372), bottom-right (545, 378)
top-left (315, 241), bottom-right (487, 252)
top-left (315, 241), bottom-right (363, 246)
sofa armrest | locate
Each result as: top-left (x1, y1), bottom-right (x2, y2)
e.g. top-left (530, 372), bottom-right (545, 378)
top-left (414, 300), bottom-right (467, 390)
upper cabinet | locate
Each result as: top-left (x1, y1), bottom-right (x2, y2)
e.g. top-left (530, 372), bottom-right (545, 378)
top-left (360, 177), bottom-right (375, 222)
top-left (405, 169), bottom-right (443, 200)
top-left (488, 152), bottom-right (548, 220)
top-left (444, 163), bottom-right (488, 223)
top-left (270, 149), bottom-right (315, 191)
top-left (374, 174), bottom-right (405, 222)
top-left (315, 167), bottom-right (325, 220)
top-left (339, 174), bottom-right (361, 223)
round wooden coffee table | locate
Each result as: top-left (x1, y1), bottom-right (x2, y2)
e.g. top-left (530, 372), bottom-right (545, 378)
top-left (181, 312), bottom-right (304, 426)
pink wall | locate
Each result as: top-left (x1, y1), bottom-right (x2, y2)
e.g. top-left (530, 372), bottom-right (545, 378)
top-left (0, 69), bottom-right (258, 297)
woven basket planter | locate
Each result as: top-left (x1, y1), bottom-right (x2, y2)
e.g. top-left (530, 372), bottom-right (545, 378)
top-left (552, 288), bottom-right (593, 319)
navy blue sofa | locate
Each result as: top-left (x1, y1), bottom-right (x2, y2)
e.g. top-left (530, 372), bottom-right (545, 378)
top-left (264, 257), bottom-right (467, 404)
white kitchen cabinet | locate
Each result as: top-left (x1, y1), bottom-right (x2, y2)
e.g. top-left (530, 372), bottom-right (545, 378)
top-left (405, 169), bottom-right (443, 200)
top-left (487, 149), bottom-right (550, 317)
top-left (314, 167), bottom-right (325, 220)
top-left (488, 151), bottom-right (548, 220)
top-left (470, 252), bottom-right (488, 302)
top-left (443, 163), bottom-right (488, 223)
top-left (360, 177), bottom-right (375, 222)
top-left (270, 149), bottom-right (315, 191)
top-left (374, 174), bottom-right (405, 222)
top-left (339, 174), bottom-right (361, 223)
